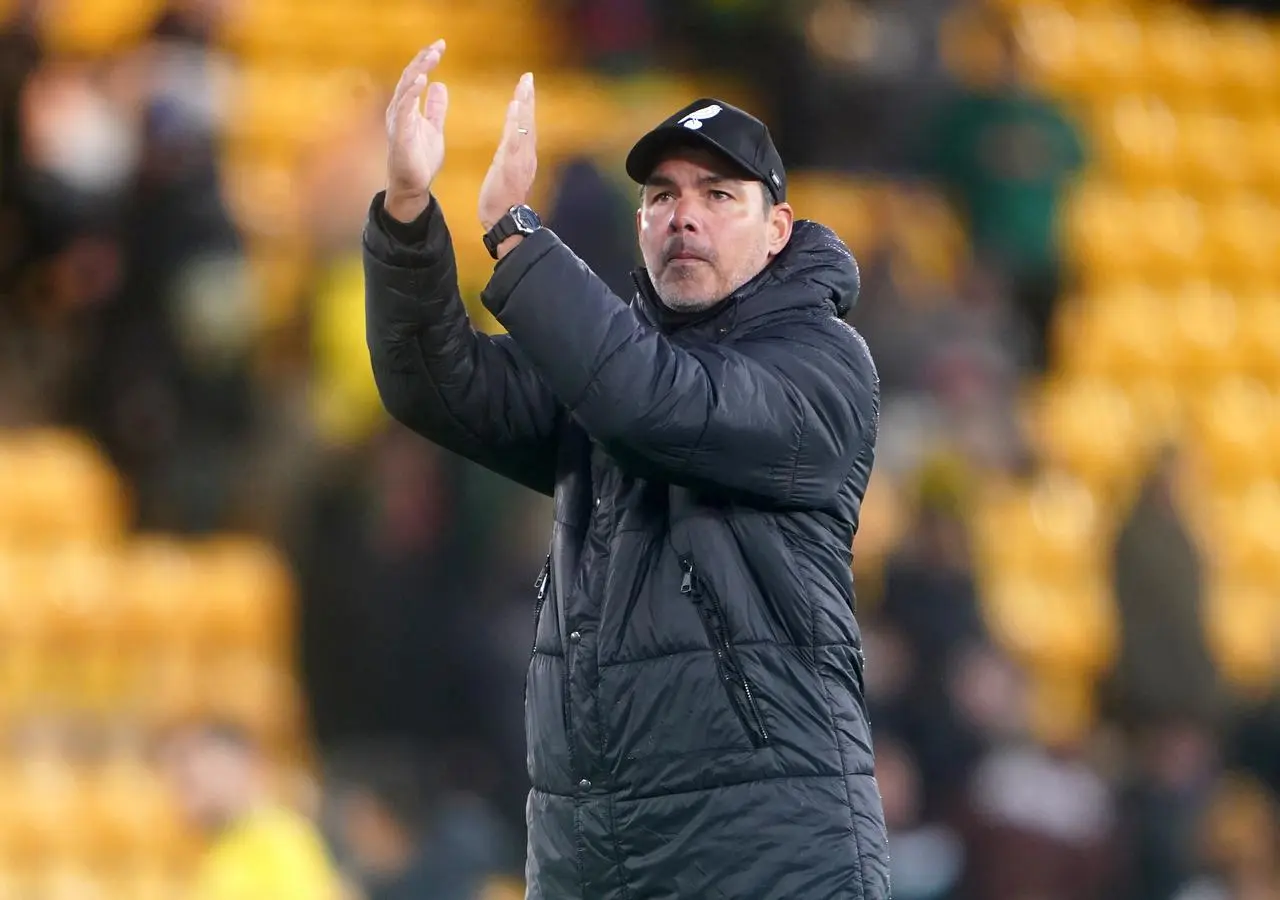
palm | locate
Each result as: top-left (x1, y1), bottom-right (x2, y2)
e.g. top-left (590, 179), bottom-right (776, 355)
top-left (396, 106), bottom-right (443, 190)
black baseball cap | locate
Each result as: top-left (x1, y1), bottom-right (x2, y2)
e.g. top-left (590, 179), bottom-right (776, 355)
top-left (625, 98), bottom-right (787, 203)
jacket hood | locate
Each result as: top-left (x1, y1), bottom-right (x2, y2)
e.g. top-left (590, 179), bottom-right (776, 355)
top-left (633, 219), bottom-right (861, 332)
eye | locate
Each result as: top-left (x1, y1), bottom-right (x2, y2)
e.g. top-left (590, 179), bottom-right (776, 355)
top-left (651, 190), bottom-right (674, 203)
top-left (709, 189), bottom-right (732, 201)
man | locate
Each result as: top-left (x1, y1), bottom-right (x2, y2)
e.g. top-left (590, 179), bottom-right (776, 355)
top-left (160, 721), bottom-right (342, 900)
top-left (327, 743), bottom-right (523, 900)
top-left (364, 40), bottom-right (887, 900)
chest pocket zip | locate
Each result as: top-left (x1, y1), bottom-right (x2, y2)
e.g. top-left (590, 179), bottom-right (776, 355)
top-left (532, 554), bottom-right (551, 647)
top-left (679, 556), bottom-right (769, 748)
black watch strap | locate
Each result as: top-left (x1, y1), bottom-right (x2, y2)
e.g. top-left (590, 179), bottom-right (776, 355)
top-left (483, 205), bottom-right (541, 259)
top-left (483, 214), bottom-right (518, 259)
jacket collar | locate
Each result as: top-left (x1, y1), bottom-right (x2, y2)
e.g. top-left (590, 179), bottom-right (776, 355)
top-left (632, 219), bottom-right (860, 335)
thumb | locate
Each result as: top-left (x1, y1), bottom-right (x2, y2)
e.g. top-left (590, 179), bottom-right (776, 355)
top-left (424, 80), bottom-right (448, 131)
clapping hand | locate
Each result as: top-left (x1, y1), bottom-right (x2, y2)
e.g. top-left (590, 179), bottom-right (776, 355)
top-left (478, 72), bottom-right (538, 237)
top-left (384, 40), bottom-right (449, 224)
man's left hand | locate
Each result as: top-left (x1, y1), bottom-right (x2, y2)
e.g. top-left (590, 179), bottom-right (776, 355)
top-left (479, 72), bottom-right (537, 238)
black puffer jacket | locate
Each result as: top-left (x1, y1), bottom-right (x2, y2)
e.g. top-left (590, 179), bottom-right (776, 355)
top-left (363, 192), bottom-right (888, 900)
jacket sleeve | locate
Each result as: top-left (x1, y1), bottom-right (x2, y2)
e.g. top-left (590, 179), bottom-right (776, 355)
top-left (363, 191), bottom-right (560, 495)
top-left (481, 230), bottom-right (878, 508)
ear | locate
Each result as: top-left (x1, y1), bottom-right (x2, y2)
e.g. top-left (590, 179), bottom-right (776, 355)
top-left (635, 205), bottom-right (643, 240)
top-left (766, 202), bottom-right (794, 258)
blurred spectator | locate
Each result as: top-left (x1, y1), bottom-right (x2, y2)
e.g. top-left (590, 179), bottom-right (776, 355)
top-left (1190, 774), bottom-right (1280, 900)
top-left (1104, 447), bottom-right (1222, 728)
top-left (564, 0), bottom-right (657, 73)
top-left (880, 472), bottom-right (984, 677)
top-left (876, 734), bottom-right (965, 900)
top-left (954, 688), bottom-right (1125, 900)
top-left (160, 720), bottom-right (342, 900)
top-left (1120, 718), bottom-right (1222, 900)
top-left (545, 156), bottom-right (638, 300)
top-left (921, 10), bottom-right (1086, 371)
top-left (774, 0), bottom-right (958, 171)
top-left (53, 3), bottom-right (257, 534)
top-left (326, 743), bottom-right (522, 900)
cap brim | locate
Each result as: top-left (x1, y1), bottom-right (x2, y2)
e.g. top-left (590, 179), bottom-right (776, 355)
top-left (625, 126), bottom-right (759, 188)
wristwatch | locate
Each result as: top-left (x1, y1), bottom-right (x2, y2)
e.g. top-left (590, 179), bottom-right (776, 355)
top-left (483, 204), bottom-right (542, 259)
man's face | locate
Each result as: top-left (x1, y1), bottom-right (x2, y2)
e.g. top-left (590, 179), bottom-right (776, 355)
top-left (160, 732), bottom-right (253, 833)
top-left (637, 147), bottom-right (793, 312)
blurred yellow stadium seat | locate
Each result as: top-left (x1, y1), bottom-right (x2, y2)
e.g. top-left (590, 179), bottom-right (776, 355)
top-left (1027, 666), bottom-right (1098, 749)
top-left (33, 862), bottom-right (110, 900)
top-left (0, 430), bottom-right (128, 548)
top-left (1235, 289), bottom-right (1280, 380)
top-left (1013, 3), bottom-right (1088, 96)
top-left (1204, 480), bottom-right (1280, 583)
top-left (1031, 376), bottom-right (1147, 488)
top-left (1165, 280), bottom-right (1240, 384)
top-left (981, 571), bottom-right (1117, 676)
top-left (971, 472), bottom-right (1104, 581)
top-left (116, 539), bottom-right (204, 652)
top-left (1247, 115), bottom-right (1280, 199)
top-left (1207, 14), bottom-right (1279, 110)
top-left (1188, 378), bottom-right (1280, 489)
top-left (37, 0), bottom-right (164, 56)
top-left (1140, 5), bottom-right (1216, 100)
top-left (1060, 181), bottom-right (1147, 280)
top-left (192, 538), bottom-right (294, 659)
top-left (1134, 188), bottom-right (1206, 279)
top-left (83, 757), bottom-right (191, 864)
top-left (1071, 6), bottom-right (1145, 97)
top-left (1091, 94), bottom-right (1179, 186)
top-left (1177, 110), bottom-right (1248, 193)
top-left (3, 756), bottom-right (89, 863)
top-left (784, 173), bottom-right (883, 260)
top-left (1202, 195), bottom-right (1280, 284)
top-left (1204, 579), bottom-right (1280, 696)
top-left (200, 655), bottom-right (304, 751)
top-left (1048, 291), bottom-right (1133, 379)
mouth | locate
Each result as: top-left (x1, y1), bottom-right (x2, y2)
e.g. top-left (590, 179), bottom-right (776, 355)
top-left (668, 253), bottom-right (706, 263)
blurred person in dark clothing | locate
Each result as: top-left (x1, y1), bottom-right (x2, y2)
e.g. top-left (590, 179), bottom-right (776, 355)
top-left (922, 10), bottom-right (1086, 371)
top-left (366, 42), bottom-right (886, 900)
top-left (66, 37), bottom-right (254, 533)
top-left (881, 464), bottom-right (985, 671)
top-left (327, 744), bottom-right (522, 900)
top-left (545, 157), bottom-right (637, 301)
top-left (1119, 718), bottom-right (1222, 900)
top-left (1104, 446), bottom-right (1221, 727)
top-left (876, 734), bottom-right (964, 900)
top-left (288, 424), bottom-right (471, 752)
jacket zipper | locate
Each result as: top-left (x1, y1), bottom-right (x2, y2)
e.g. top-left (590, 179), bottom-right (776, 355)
top-left (679, 556), bottom-right (769, 747)
top-left (532, 553), bottom-right (551, 644)
top-left (525, 555), bottom-right (552, 707)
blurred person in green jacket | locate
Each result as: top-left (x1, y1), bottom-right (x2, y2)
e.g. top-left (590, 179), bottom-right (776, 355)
top-left (924, 10), bottom-right (1086, 371)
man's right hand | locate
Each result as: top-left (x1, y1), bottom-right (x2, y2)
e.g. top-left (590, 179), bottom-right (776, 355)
top-left (384, 40), bottom-right (449, 224)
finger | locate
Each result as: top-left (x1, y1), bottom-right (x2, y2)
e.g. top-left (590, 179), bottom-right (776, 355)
top-left (390, 49), bottom-right (429, 106)
top-left (394, 73), bottom-right (428, 128)
top-left (517, 72), bottom-right (536, 143)
top-left (423, 80), bottom-right (448, 131)
top-left (390, 40), bottom-right (445, 108)
top-left (501, 98), bottom-right (522, 152)
top-left (502, 74), bottom-right (534, 151)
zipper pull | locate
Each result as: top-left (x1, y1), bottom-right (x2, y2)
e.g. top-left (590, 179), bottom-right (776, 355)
top-left (535, 555), bottom-right (550, 599)
top-left (679, 558), bottom-right (694, 595)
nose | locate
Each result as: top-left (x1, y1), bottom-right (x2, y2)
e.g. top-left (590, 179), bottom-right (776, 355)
top-left (667, 197), bottom-right (701, 234)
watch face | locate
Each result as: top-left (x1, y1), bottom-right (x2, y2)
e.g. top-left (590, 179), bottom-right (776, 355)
top-left (512, 206), bottom-right (541, 234)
